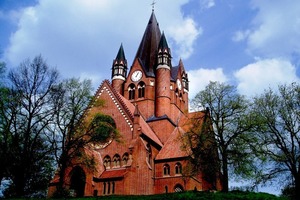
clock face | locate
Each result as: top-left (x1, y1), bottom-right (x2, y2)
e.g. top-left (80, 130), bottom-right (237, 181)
top-left (131, 70), bottom-right (143, 82)
top-left (177, 79), bottom-right (182, 90)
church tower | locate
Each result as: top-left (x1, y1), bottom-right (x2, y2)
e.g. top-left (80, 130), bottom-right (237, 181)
top-left (155, 33), bottom-right (171, 117)
top-left (111, 44), bottom-right (127, 94)
top-left (47, 10), bottom-right (223, 198)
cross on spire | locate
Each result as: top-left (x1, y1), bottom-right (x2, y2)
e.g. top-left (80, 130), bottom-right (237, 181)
top-left (151, 0), bottom-right (156, 11)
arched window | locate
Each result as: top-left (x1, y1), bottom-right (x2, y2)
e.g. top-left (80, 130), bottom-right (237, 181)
top-left (128, 84), bottom-right (136, 100)
top-left (175, 162), bottom-right (182, 174)
top-left (113, 154), bottom-right (121, 168)
top-left (122, 153), bottom-right (129, 166)
top-left (174, 184), bottom-right (184, 192)
top-left (138, 82), bottom-right (145, 98)
top-left (163, 164), bottom-right (170, 176)
top-left (103, 155), bottom-right (111, 169)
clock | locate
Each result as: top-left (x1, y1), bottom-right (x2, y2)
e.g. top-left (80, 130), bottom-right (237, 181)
top-left (177, 79), bottom-right (182, 90)
top-left (131, 70), bottom-right (143, 82)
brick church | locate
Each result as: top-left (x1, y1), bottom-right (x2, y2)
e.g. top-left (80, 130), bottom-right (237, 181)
top-left (48, 11), bottom-right (222, 197)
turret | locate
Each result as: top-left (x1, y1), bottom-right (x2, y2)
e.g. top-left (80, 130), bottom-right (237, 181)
top-left (155, 33), bottom-right (171, 117)
top-left (112, 44), bottom-right (127, 94)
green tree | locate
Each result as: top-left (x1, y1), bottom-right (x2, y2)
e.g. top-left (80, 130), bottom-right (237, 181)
top-left (191, 81), bottom-right (256, 192)
top-left (50, 78), bottom-right (119, 197)
top-left (4, 55), bottom-right (59, 197)
top-left (0, 61), bottom-right (8, 183)
top-left (182, 108), bottom-right (221, 190)
top-left (253, 83), bottom-right (300, 200)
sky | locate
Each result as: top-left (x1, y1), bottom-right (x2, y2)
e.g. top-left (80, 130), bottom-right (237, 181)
top-left (1, 0), bottom-right (300, 100)
top-left (1, 0), bottom-right (300, 195)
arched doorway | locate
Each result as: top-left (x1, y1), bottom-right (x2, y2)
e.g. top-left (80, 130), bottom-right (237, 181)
top-left (70, 166), bottom-right (86, 197)
top-left (174, 184), bottom-right (184, 192)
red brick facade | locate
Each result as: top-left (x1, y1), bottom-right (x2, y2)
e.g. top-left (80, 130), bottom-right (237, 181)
top-left (48, 11), bottom-right (222, 197)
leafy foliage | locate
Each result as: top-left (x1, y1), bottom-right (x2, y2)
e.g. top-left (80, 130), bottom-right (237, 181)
top-left (88, 113), bottom-right (119, 143)
top-left (0, 55), bottom-right (58, 197)
top-left (181, 109), bottom-right (220, 190)
top-left (191, 81), bottom-right (257, 192)
top-left (253, 83), bottom-right (300, 199)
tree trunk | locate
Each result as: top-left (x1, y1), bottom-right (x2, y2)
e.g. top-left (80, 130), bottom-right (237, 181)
top-left (56, 150), bottom-right (69, 197)
top-left (14, 167), bottom-right (26, 197)
top-left (221, 153), bottom-right (229, 192)
top-left (294, 173), bottom-right (300, 200)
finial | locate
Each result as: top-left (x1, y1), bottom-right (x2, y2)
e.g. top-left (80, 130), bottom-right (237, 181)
top-left (151, 0), bottom-right (156, 11)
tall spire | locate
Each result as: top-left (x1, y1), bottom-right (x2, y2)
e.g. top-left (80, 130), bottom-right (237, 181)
top-left (135, 11), bottom-right (161, 76)
top-left (111, 44), bottom-right (127, 94)
top-left (116, 43), bottom-right (126, 62)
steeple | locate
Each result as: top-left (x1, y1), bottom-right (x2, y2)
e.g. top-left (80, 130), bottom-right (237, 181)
top-left (135, 11), bottom-right (161, 76)
top-left (116, 43), bottom-right (126, 62)
top-left (157, 32), bottom-right (171, 68)
top-left (111, 44), bottom-right (127, 94)
top-left (155, 33), bottom-right (171, 118)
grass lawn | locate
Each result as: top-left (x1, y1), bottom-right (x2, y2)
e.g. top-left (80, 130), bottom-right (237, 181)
top-left (64, 191), bottom-right (288, 200)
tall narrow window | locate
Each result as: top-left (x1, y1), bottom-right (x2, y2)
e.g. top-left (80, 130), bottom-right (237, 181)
top-left (163, 164), bottom-right (170, 176)
top-left (175, 162), bottom-right (182, 174)
top-left (146, 143), bottom-right (152, 166)
top-left (112, 182), bottom-right (115, 194)
top-left (103, 183), bottom-right (106, 195)
top-left (138, 82), bottom-right (145, 98)
top-left (128, 84), bottom-right (136, 100)
top-left (107, 182), bottom-right (110, 194)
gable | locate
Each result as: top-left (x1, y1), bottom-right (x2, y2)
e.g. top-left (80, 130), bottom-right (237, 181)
top-left (155, 127), bottom-right (188, 161)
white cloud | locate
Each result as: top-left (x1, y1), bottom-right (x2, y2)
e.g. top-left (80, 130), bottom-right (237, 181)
top-left (188, 67), bottom-right (228, 99)
top-left (239, 0), bottom-right (300, 58)
top-left (199, 0), bottom-right (215, 10)
top-left (232, 30), bottom-right (251, 42)
top-left (3, 0), bottom-right (200, 88)
top-left (234, 58), bottom-right (299, 96)
top-left (167, 18), bottom-right (202, 59)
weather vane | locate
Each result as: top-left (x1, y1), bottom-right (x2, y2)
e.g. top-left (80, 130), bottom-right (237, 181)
top-left (151, 0), bottom-right (156, 11)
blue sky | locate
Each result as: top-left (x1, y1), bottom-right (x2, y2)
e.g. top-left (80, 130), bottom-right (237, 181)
top-left (1, 0), bottom-right (300, 194)
top-left (1, 0), bottom-right (300, 99)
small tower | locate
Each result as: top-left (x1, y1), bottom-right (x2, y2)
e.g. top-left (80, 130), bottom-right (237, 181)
top-left (112, 44), bottom-right (127, 94)
top-left (155, 33), bottom-right (171, 117)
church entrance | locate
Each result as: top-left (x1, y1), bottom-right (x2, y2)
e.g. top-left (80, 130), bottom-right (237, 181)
top-left (70, 166), bottom-right (86, 197)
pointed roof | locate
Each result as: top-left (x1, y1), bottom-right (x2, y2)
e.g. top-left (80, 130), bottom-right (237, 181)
top-left (135, 11), bottom-right (161, 76)
top-left (171, 59), bottom-right (186, 81)
top-left (158, 32), bottom-right (169, 51)
top-left (116, 44), bottom-right (126, 62)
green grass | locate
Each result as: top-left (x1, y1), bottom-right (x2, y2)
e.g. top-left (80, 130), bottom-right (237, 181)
top-left (67, 191), bottom-right (287, 200)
